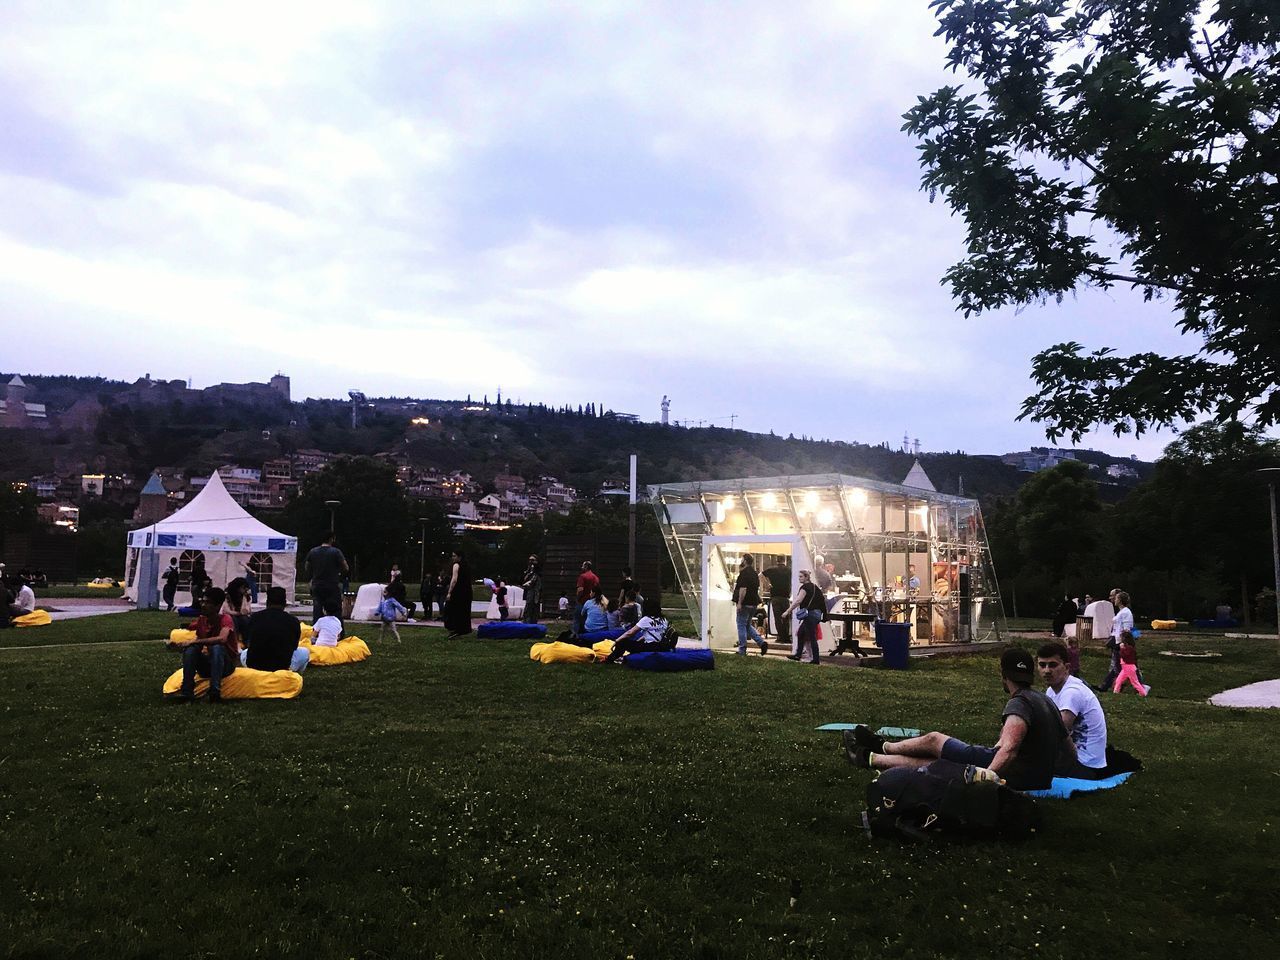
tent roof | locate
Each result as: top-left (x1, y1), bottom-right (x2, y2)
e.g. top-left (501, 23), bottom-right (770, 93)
top-left (129, 472), bottom-right (288, 539)
top-left (902, 459), bottom-right (937, 492)
top-left (140, 473), bottom-right (166, 496)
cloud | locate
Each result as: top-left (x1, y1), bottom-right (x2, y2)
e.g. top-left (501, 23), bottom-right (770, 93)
top-left (0, 1), bottom-right (1193, 461)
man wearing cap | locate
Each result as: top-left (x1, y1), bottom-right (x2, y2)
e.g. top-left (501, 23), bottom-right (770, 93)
top-left (843, 647), bottom-right (1070, 791)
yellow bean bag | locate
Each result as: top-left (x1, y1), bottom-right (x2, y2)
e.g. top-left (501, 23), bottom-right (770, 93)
top-left (300, 622), bottom-right (314, 641)
top-left (1150, 619), bottom-right (1178, 630)
top-left (14, 610), bottom-right (52, 627)
top-left (169, 628), bottom-right (198, 644)
top-left (298, 636), bottom-right (370, 666)
top-left (162, 666), bottom-right (302, 699)
top-left (528, 640), bottom-right (614, 664)
top-left (85, 582), bottom-right (117, 589)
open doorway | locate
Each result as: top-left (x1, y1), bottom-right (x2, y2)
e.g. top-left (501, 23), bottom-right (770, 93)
top-left (699, 535), bottom-right (808, 649)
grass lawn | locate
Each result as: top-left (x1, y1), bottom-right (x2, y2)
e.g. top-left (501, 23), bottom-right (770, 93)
top-left (1, 622), bottom-right (1277, 959)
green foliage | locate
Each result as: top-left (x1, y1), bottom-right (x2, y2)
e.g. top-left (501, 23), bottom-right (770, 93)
top-left (0, 481), bottom-right (37, 538)
top-left (906, 1), bottom-right (1280, 440)
top-left (282, 456), bottom-right (413, 580)
top-left (1, 623), bottom-right (1278, 957)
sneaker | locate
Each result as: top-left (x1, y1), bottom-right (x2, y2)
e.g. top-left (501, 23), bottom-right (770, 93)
top-left (166, 692), bottom-right (196, 704)
top-left (208, 691), bottom-right (224, 704)
top-left (785, 654), bottom-right (802, 661)
top-left (841, 730), bottom-right (872, 768)
top-left (759, 641), bottom-right (769, 657)
top-left (963, 764), bottom-right (1004, 785)
top-left (1142, 685), bottom-right (1152, 696)
top-left (849, 724), bottom-right (886, 753)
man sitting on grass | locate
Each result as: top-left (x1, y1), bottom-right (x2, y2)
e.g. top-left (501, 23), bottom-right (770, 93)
top-left (1037, 640), bottom-right (1109, 779)
top-left (167, 587), bottom-right (239, 703)
top-left (842, 647), bottom-right (1070, 792)
top-left (240, 586), bottom-right (310, 674)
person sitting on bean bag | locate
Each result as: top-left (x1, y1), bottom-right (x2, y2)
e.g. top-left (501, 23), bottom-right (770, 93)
top-left (240, 586), bottom-right (310, 674)
top-left (312, 601), bottom-right (344, 647)
top-left (604, 596), bottom-right (677, 663)
top-left (167, 587), bottom-right (239, 703)
top-left (581, 588), bottom-right (610, 634)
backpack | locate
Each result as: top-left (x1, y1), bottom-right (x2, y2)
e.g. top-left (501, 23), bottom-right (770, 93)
top-left (863, 760), bottom-right (1039, 843)
top-left (805, 584), bottom-right (828, 622)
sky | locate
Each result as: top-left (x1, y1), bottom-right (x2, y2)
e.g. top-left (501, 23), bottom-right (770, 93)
top-left (0, 1), bottom-right (1201, 461)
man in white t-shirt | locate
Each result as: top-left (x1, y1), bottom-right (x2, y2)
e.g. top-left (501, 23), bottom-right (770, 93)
top-left (9, 580), bottom-right (36, 616)
top-left (1038, 640), bottom-right (1108, 778)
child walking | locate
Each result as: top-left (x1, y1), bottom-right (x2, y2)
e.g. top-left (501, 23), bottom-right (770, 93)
top-left (1112, 630), bottom-right (1147, 696)
top-left (376, 588), bottom-right (407, 643)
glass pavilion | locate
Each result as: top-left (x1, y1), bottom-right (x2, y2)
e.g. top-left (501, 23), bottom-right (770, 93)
top-left (649, 473), bottom-right (1005, 650)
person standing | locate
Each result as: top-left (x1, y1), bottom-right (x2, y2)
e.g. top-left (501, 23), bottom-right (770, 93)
top-left (521, 555), bottom-right (542, 623)
top-left (305, 533), bottom-right (349, 624)
top-left (189, 556), bottom-right (208, 608)
top-left (420, 569), bottom-right (436, 622)
top-left (386, 567), bottom-right (414, 618)
top-left (443, 549), bottom-right (473, 638)
top-left (240, 586), bottom-right (310, 673)
top-left (732, 555), bottom-right (768, 657)
top-left (782, 570), bottom-right (824, 664)
top-left (376, 588), bottom-right (408, 642)
top-left (243, 564), bottom-right (260, 605)
top-left (1098, 590), bottom-right (1133, 692)
top-left (1113, 631), bottom-right (1148, 697)
top-left (493, 577), bottom-right (509, 621)
top-left (573, 561), bottom-right (600, 637)
top-left (763, 559), bottom-right (792, 648)
top-left (616, 566), bottom-right (636, 610)
top-left (161, 558), bottom-right (180, 612)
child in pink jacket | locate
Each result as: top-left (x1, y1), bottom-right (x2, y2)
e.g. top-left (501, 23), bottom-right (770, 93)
top-left (1112, 630), bottom-right (1147, 696)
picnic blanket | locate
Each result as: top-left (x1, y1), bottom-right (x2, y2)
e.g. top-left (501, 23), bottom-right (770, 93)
top-left (13, 610), bottom-right (52, 627)
top-left (477, 621), bottom-right (548, 640)
top-left (299, 636), bottom-right (370, 666)
top-left (161, 667), bottom-right (303, 700)
top-left (621, 649), bottom-right (714, 672)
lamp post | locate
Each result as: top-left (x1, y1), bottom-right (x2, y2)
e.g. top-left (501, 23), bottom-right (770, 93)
top-left (1254, 468), bottom-right (1280, 644)
top-left (325, 500), bottom-right (341, 535)
top-left (418, 517), bottom-right (429, 581)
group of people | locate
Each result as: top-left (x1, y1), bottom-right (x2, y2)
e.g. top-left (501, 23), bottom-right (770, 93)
top-left (731, 555), bottom-right (847, 664)
top-left (843, 639), bottom-right (1113, 792)
top-left (166, 584), bottom-right (323, 703)
top-left (1, 571), bottom-right (37, 628)
top-left (1051, 587), bottom-right (1149, 696)
top-left (568, 561), bottom-right (651, 637)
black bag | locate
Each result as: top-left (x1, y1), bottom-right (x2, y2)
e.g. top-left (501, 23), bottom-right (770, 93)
top-left (661, 624), bottom-right (679, 650)
top-left (863, 760), bottom-right (1039, 843)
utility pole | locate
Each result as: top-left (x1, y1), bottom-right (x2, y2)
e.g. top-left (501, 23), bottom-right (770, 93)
top-left (1257, 468), bottom-right (1280, 645)
top-left (628, 454), bottom-right (637, 573)
top-left (729, 413), bottom-right (738, 430)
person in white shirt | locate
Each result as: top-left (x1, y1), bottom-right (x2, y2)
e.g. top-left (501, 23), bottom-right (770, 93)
top-left (604, 597), bottom-right (676, 662)
top-left (1098, 590), bottom-right (1134, 691)
top-left (9, 581), bottom-right (36, 616)
top-left (312, 601), bottom-right (344, 647)
top-left (1037, 641), bottom-right (1109, 778)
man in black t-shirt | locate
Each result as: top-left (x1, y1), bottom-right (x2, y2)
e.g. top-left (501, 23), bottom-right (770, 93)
top-left (305, 533), bottom-right (349, 623)
top-left (241, 587), bottom-right (310, 673)
top-left (843, 647), bottom-right (1069, 791)
top-left (733, 555), bottom-right (768, 657)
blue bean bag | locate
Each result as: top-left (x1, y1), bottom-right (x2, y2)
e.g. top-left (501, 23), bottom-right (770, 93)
top-left (177, 605), bottom-right (200, 616)
top-left (1025, 772), bottom-right (1134, 799)
top-left (476, 622), bottom-right (548, 639)
top-left (577, 628), bottom-right (627, 642)
top-left (621, 648), bottom-right (714, 672)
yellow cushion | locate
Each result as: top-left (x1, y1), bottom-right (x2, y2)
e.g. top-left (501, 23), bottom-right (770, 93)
top-left (298, 636), bottom-right (370, 666)
top-left (1151, 619), bottom-right (1178, 630)
top-left (530, 641), bottom-right (597, 664)
top-left (162, 667), bottom-right (302, 699)
top-left (14, 610), bottom-right (51, 627)
top-left (592, 639), bottom-right (614, 659)
top-left (169, 628), bottom-right (197, 644)
top-left (300, 622), bottom-right (315, 641)
top-left (85, 582), bottom-right (116, 589)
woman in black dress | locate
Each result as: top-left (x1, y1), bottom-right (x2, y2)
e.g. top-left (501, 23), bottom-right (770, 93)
top-left (443, 549), bottom-right (472, 637)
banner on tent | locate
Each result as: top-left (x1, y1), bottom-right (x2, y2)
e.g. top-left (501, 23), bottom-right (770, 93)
top-left (126, 532), bottom-right (297, 553)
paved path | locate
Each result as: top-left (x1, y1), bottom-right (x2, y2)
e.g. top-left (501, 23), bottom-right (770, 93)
top-left (1209, 679), bottom-right (1280, 709)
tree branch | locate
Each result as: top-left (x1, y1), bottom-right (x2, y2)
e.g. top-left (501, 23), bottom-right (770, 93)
top-left (1084, 269), bottom-right (1193, 294)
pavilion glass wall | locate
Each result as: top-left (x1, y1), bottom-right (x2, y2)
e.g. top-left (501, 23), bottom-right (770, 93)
top-left (650, 474), bottom-right (1006, 645)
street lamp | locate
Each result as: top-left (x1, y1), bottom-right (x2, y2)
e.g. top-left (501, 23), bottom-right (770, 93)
top-left (1254, 469), bottom-right (1280, 643)
top-left (325, 500), bottom-right (341, 534)
top-left (418, 517), bottom-right (430, 580)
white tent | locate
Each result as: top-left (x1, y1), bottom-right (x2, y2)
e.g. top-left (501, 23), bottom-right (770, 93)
top-left (124, 472), bottom-right (298, 605)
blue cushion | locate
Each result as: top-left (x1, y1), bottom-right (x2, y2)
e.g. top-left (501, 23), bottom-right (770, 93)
top-left (475, 622), bottom-right (548, 640)
top-left (577, 628), bottom-right (627, 642)
top-left (176, 605), bottom-right (200, 616)
top-left (1025, 771), bottom-right (1134, 799)
top-left (622, 649), bottom-right (715, 672)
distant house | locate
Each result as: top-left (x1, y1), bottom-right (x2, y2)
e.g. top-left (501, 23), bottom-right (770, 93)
top-left (0, 376), bottom-right (49, 429)
top-left (1001, 449), bottom-right (1080, 473)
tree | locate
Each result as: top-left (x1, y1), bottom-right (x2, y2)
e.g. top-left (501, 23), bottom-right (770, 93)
top-left (905, 2), bottom-right (1280, 440)
top-left (283, 457), bottom-right (412, 580)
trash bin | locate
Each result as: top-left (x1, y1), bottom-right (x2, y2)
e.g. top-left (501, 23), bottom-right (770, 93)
top-left (1075, 616), bottom-right (1093, 646)
top-left (875, 620), bottom-right (912, 670)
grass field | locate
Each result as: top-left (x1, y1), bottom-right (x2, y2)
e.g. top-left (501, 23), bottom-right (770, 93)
top-left (1, 616), bottom-right (1278, 959)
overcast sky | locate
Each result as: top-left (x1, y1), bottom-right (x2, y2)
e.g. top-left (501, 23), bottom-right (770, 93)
top-left (0, 1), bottom-right (1199, 460)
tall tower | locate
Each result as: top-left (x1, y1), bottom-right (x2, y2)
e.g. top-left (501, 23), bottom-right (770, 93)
top-left (270, 374), bottom-right (290, 401)
top-left (661, 395), bottom-right (670, 426)
top-left (4, 376), bottom-right (28, 427)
